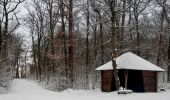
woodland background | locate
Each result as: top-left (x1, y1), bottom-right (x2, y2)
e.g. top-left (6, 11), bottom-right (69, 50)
top-left (0, 0), bottom-right (170, 92)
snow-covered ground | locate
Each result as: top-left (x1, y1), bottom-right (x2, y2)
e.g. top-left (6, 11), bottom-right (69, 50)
top-left (0, 79), bottom-right (169, 100)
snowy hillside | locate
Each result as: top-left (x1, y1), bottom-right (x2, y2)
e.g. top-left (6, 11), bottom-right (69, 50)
top-left (0, 79), bottom-right (169, 100)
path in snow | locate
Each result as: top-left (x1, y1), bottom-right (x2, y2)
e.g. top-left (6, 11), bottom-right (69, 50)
top-left (0, 79), bottom-right (169, 100)
top-left (0, 79), bottom-right (61, 100)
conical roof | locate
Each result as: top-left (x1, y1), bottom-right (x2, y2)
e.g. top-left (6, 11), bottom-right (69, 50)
top-left (96, 52), bottom-right (164, 72)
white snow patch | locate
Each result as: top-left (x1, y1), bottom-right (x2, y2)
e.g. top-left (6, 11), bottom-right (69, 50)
top-left (96, 52), bottom-right (164, 71)
top-left (0, 79), bottom-right (170, 100)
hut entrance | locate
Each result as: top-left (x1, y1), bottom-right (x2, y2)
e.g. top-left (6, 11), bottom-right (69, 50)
top-left (113, 69), bottom-right (145, 92)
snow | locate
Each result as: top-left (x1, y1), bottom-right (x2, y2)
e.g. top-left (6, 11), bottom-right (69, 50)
top-left (96, 52), bottom-right (164, 71)
top-left (117, 89), bottom-right (133, 94)
top-left (0, 79), bottom-right (170, 100)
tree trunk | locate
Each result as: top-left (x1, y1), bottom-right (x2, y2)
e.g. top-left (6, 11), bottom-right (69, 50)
top-left (24, 52), bottom-right (27, 78)
top-left (0, 19), bottom-right (2, 53)
top-left (168, 36), bottom-right (170, 82)
top-left (94, 19), bottom-right (97, 67)
top-left (134, 15), bottom-right (140, 55)
top-left (16, 50), bottom-right (20, 78)
top-left (93, 18), bottom-right (98, 89)
top-left (157, 8), bottom-right (165, 67)
top-left (109, 0), bottom-right (120, 91)
top-left (99, 13), bottom-right (104, 64)
top-left (32, 33), bottom-right (38, 80)
top-left (49, 1), bottom-right (55, 77)
top-left (120, 0), bottom-right (126, 50)
top-left (85, 0), bottom-right (90, 89)
top-left (2, 8), bottom-right (8, 58)
top-left (37, 38), bottom-right (42, 82)
top-left (68, 0), bottom-right (74, 88)
top-left (16, 64), bottom-right (20, 78)
top-left (133, 1), bottom-right (140, 56)
top-left (60, 0), bottom-right (68, 87)
top-left (157, 34), bottom-right (162, 66)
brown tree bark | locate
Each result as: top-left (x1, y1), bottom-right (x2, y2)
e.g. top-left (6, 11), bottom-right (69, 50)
top-left (16, 50), bottom-right (20, 78)
top-left (168, 37), bottom-right (170, 82)
top-left (31, 31), bottom-right (38, 80)
top-left (48, 0), bottom-right (55, 76)
top-left (133, 1), bottom-right (140, 56)
top-left (99, 12), bottom-right (104, 64)
top-left (37, 35), bottom-right (42, 82)
top-left (0, 19), bottom-right (2, 57)
top-left (3, 2), bottom-right (9, 58)
top-left (109, 0), bottom-right (120, 91)
top-left (60, 0), bottom-right (68, 87)
top-left (68, 0), bottom-right (74, 88)
top-left (85, 0), bottom-right (90, 89)
top-left (157, 8), bottom-right (165, 66)
top-left (120, 0), bottom-right (126, 50)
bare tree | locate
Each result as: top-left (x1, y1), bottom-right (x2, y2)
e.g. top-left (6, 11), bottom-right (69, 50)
top-left (132, 0), bottom-right (151, 56)
top-left (0, 0), bottom-right (25, 88)
top-left (0, 0), bottom-right (25, 58)
top-left (85, 0), bottom-right (90, 89)
top-left (104, 0), bottom-right (120, 90)
top-left (14, 34), bottom-right (24, 78)
top-left (68, 0), bottom-right (74, 88)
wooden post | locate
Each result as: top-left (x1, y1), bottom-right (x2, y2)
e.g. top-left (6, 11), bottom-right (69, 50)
top-left (124, 69), bottom-right (128, 89)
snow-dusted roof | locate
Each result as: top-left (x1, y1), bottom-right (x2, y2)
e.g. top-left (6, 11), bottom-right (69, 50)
top-left (96, 52), bottom-right (164, 72)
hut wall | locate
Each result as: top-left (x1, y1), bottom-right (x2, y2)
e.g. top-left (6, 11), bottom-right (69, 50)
top-left (100, 70), bottom-right (158, 92)
top-left (101, 70), bottom-right (114, 92)
top-left (143, 71), bottom-right (157, 92)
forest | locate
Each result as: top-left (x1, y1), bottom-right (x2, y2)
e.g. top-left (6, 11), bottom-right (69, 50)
top-left (0, 0), bottom-right (170, 92)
